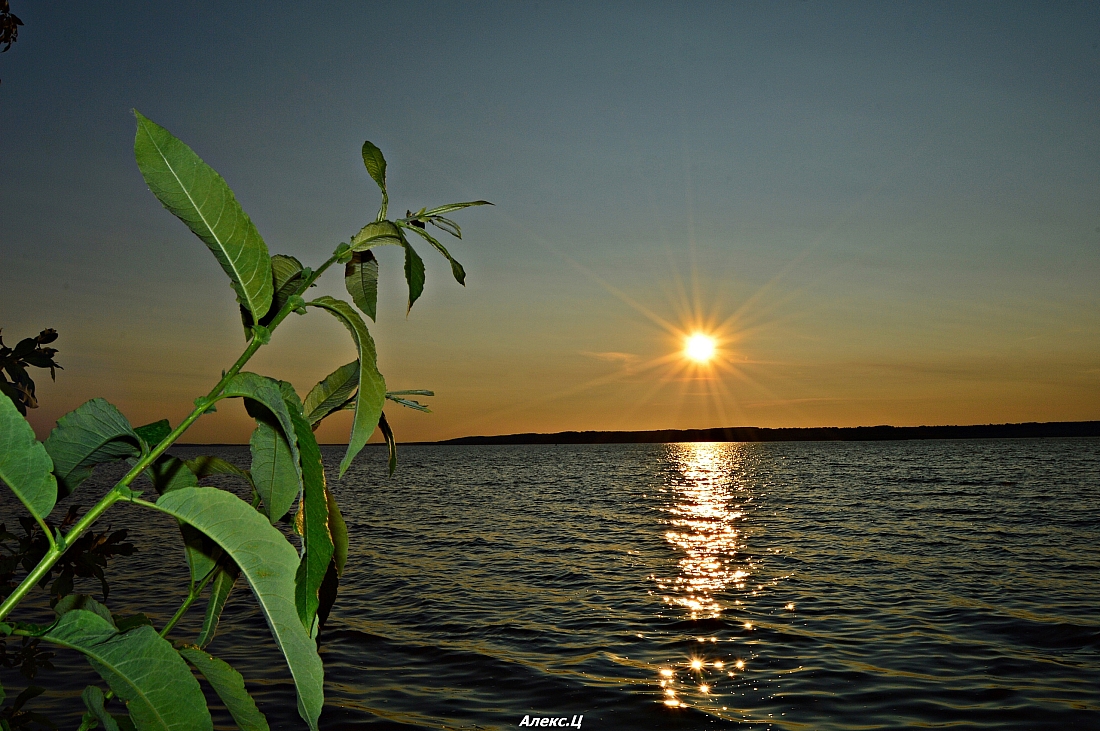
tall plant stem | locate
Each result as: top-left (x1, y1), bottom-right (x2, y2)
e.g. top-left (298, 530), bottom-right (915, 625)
top-left (0, 251), bottom-right (341, 625)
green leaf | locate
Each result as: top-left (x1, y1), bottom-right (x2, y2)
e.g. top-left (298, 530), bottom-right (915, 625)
top-left (82, 685), bottom-right (121, 731)
top-left (56, 594), bottom-right (115, 627)
top-left (142, 455), bottom-right (219, 584)
top-left (184, 456), bottom-right (254, 490)
top-left (361, 141), bottom-right (387, 192)
top-left (196, 562), bottom-right (239, 650)
top-left (179, 646), bottom-right (270, 731)
top-left (303, 361), bottom-right (359, 427)
top-left (134, 111), bottom-right (273, 320)
top-left (421, 200), bottom-right (492, 217)
top-left (427, 215), bottom-right (462, 239)
top-left (0, 391), bottom-right (57, 522)
top-left (305, 297), bottom-right (387, 476)
top-left (344, 250), bottom-right (379, 321)
top-left (153, 487), bottom-right (324, 730)
top-left (220, 372), bottom-right (302, 497)
top-left (402, 236), bottom-right (426, 313)
top-left (288, 403), bottom-right (333, 633)
top-left (43, 609), bottom-right (212, 731)
top-left (385, 395), bottom-right (431, 413)
top-left (134, 420), bottom-right (172, 450)
top-left (240, 254), bottom-right (305, 339)
top-left (378, 411), bottom-right (397, 477)
top-left (325, 486), bottom-right (348, 576)
top-left (350, 220), bottom-right (403, 252)
top-left (249, 418), bottom-right (300, 523)
top-left (146, 455), bottom-right (199, 495)
top-left (44, 398), bottom-right (141, 498)
top-left (404, 223), bottom-right (466, 285)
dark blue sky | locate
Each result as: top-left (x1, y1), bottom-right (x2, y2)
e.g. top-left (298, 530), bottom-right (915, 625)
top-left (3, 1), bottom-right (1098, 441)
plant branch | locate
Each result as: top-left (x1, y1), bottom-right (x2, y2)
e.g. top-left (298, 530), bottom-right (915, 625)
top-left (0, 249), bottom-right (342, 625)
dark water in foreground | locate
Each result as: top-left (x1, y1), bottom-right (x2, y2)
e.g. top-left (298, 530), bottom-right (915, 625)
top-left (3, 439), bottom-right (1099, 729)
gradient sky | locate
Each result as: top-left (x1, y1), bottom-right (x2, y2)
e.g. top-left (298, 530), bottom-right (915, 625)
top-left (2, 1), bottom-right (1098, 445)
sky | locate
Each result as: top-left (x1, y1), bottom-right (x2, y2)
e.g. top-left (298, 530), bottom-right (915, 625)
top-left (2, 1), bottom-right (1098, 445)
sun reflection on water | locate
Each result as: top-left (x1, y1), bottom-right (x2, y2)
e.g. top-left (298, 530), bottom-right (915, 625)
top-left (649, 442), bottom-right (762, 718)
top-left (654, 442), bottom-right (750, 620)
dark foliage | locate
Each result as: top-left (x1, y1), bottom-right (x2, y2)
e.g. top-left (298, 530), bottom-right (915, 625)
top-left (0, 329), bottom-right (62, 416)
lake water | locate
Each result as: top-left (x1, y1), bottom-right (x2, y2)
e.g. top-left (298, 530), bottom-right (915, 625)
top-left (3, 439), bottom-right (1099, 729)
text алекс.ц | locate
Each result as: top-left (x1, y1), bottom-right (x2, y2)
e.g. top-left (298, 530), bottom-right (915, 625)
top-left (518, 715), bottom-right (583, 727)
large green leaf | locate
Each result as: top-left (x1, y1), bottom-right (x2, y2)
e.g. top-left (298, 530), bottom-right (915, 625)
top-left (43, 609), bottom-right (212, 731)
top-left (0, 391), bottom-right (57, 522)
top-left (249, 418), bottom-right (300, 523)
top-left (303, 361), bottom-right (359, 426)
top-left (44, 398), bottom-right (141, 498)
top-left (134, 111), bottom-right (273, 320)
top-left (404, 224), bottom-right (467, 285)
top-left (196, 561), bottom-right (239, 650)
top-left (344, 250), bottom-right (379, 321)
top-left (288, 403), bottom-right (333, 633)
top-left (401, 236), bottom-right (426, 313)
top-left (154, 488), bottom-right (324, 730)
top-left (179, 646), bottom-right (270, 731)
top-left (306, 297), bottom-right (387, 476)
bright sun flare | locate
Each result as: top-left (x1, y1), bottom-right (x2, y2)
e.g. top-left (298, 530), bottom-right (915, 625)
top-left (685, 334), bottom-right (716, 363)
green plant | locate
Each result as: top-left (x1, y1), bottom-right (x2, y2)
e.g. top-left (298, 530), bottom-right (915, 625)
top-left (0, 111), bottom-right (489, 729)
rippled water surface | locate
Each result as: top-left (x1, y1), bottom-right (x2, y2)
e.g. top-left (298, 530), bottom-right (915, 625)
top-left (3, 439), bottom-right (1099, 729)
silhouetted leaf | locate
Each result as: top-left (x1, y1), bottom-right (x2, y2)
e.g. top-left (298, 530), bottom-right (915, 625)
top-left (154, 488), bottom-right (324, 730)
top-left (44, 398), bottom-right (141, 498)
top-left (43, 609), bottom-right (212, 730)
top-left (134, 111), bottom-right (273, 320)
top-left (179, 646), bottom-right (270, 731)
top-left (0, 392), bottom-right (57, 522)
top-left (344, 250), bottom-right (379, 321)
top-left (303, 361), bottom-right (359, 426)
top-left (305, 298), bottom-right (387, 476)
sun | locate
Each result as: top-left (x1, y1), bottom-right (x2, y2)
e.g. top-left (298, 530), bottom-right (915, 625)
top-left (684, 333), bottom-right (716, 363)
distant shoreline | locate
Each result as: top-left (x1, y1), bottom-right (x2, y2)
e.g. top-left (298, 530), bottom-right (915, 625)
top-left (422, 420), bottom-right (1100, 446)
top-left (179, 420), bottom-right (1100, 446)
